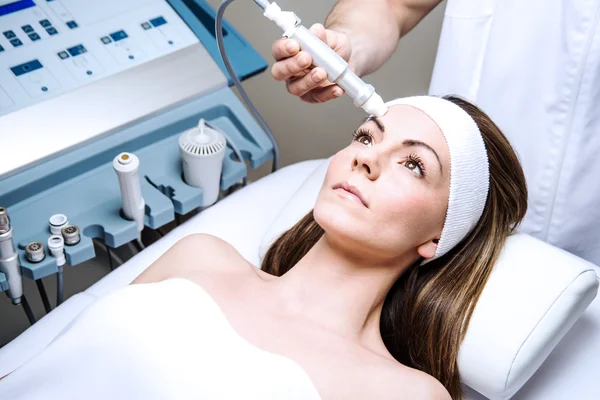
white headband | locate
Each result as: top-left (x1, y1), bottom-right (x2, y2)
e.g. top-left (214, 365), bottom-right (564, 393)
top-left (384, 96), bottom-right (490, 262)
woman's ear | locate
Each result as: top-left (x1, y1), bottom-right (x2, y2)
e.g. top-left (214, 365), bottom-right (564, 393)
top-left (417, 239), bottom-right (439, 259)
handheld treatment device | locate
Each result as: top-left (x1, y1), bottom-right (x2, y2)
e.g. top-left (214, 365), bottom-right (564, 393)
top-left (257, 1), bottom-right (387, 117)
top-left (113, 153), bottom-right (145, 234)
top-left (215, 0), bottom-right (388, 172)
top-left (0, 208), bottom-right (23, 305)
top-left (179, 119), bottom-right (227, 207)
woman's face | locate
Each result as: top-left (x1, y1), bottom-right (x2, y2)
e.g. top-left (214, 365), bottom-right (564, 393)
top-left (314, 105), bottom-right (451, 264)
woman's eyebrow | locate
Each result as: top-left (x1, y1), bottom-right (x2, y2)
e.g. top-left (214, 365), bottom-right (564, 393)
top-left (365, 116), bottom-right (385, 133)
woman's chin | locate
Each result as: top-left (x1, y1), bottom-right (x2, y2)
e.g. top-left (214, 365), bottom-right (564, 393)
top-left (314, 202), bottom-right (369, 242)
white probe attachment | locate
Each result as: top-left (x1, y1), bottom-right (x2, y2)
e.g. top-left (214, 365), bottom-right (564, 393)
top-left (262, 2), bottom-right (387, 117)
top-left (47, 235), bottom-right (66, 267)
top-left (113, 153), bottom-right (145, 233)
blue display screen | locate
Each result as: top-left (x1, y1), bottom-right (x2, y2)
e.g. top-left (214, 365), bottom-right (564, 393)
top-left (0, 0), bottom-right (36, 18)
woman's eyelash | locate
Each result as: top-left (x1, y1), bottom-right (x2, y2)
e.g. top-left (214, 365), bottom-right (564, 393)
top-left (352, 128), bottom-right (374, 144)
top-left (406, 153), bottom-right (427, 177)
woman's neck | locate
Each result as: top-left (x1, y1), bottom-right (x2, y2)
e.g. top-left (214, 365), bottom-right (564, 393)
top-left (266, 234), bottom-right (413, 354)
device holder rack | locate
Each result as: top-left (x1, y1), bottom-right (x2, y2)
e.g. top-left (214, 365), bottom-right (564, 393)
top-left (0, 87), bottom-right (273, 284)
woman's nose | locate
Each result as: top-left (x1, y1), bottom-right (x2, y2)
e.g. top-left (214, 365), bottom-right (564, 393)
top-left (352, 149), bottom-right (381, 179)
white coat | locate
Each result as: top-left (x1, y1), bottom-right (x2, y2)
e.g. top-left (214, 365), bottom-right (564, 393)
top-left (429, 0), bottom-right (600, 266)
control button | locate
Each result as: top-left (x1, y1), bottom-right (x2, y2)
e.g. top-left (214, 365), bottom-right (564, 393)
top-left (21, 25), bottom-right (34, 33)
top-left (46, 27), bottom-right (58, 35)
top-left (149, 16), bottom-right (167, 27)
top-left (66, 20), bottom-right (78, 29)
top-left (100, 36), bottom-right (112, 44)
top-left (0, 45), bottom-right (4, 52)
top-left (57, 51), bottom-right (69, 59)
top-left (39, 19), bottom-right (51, 28)
top-left (109, 30), bottom-right (128, 42)
top-left (141, 22), bottom-right (152, 30)
top-left (10, 60), bottom-right (44, 77)
top-left (67, 44), bottom-right (87, 57)
top-left (28, 33), bottom-right (41, 41)
top-left (41, 86), bottom-right (48, 92)
top-left (3, 30), bottom-right (16, 39)
top-left (10, 38), bottom-right (23, 47)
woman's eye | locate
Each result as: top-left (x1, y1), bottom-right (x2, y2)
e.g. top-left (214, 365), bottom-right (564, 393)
top-left (357, 135), bottom-right (372, 146)
top-left (353, 129), bottom-right (374, 146)
top-left (403, 160), bottom-right (423, 176)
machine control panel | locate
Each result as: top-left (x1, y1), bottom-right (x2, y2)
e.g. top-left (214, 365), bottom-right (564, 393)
top-left (0, 0), bottom-right (200, 116)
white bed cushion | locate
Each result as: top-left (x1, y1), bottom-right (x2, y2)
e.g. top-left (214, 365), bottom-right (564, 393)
top-left (259, 158), bottom-right (600, 400)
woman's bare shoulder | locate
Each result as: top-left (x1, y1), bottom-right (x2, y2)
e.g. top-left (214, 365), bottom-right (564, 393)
top-left (133, 233), bottom-right (266, 285)
top-left (372, 359), bottom-right (451, 400)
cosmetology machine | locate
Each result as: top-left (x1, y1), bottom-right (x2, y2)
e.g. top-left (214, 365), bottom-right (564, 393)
top-left (0, 0), bottom-right (385, 324)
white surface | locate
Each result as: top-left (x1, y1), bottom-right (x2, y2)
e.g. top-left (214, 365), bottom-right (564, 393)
top-left (0, 279), bottom-right (321, 400)
top-left (1, 159), bottom-right (599, 400)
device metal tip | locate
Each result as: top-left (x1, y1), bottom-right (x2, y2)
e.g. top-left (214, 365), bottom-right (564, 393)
top-left (0, 207), bottom-right (10, 234)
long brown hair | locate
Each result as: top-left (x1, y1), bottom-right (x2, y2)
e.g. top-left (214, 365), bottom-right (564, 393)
top-left (261, 95), bottom-right (528, 399)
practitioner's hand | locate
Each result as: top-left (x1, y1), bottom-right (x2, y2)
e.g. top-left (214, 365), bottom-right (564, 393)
top-left (271, 23), bottom-right (353, 104)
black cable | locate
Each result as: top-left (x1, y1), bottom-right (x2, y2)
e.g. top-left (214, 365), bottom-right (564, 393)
top-left (20, 295), bottom-right (36, 325)
top-left (106, 245), bottom-right (115, 271)
top-left (35, 279), bottom-right (52, 313)
top-left (132, 238), bottom-right (145, 253)
top-left (56, 266), bottom-right (64, 306)
top-left (216, 0), bottom-right (279, 173)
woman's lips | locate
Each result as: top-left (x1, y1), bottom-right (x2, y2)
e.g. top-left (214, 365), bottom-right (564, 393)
top-left (332, 182), bottom-right (368, 207)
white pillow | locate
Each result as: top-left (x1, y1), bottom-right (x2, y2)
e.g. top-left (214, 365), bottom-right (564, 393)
top-left (259, 158), bottom-right (599, 399)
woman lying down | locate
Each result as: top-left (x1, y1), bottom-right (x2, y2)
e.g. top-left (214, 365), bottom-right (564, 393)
top-left (0, 96), bottom-right (527, 399)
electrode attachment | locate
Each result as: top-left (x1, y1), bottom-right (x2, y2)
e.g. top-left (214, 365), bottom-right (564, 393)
top-left (49, 214), bottom-right (69, 235)
top-left (47, 235), bottom-right (66, 267)
top-left (113, 152), bottom-right (146, 234)
top-left (179, 119), bottom-right (227, 207)
top-left (25, 241), bottom-right (46, 263)
top-left (61, 225), bottom-right (81, 246)
top-left (0, 207), bottom-right (23, 304)
top-left (0, 208), bottom-right (9, 234)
